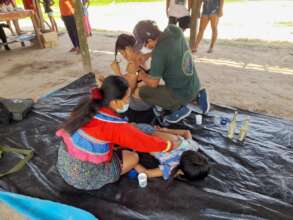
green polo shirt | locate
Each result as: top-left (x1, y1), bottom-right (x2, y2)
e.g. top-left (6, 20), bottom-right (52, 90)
top-left (150, 25), bottom-right (201, 102)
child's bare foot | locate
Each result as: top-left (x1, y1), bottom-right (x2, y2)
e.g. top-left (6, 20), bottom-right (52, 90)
top-left (192, 48), bottom-right (197, 53)
top-left (207, 48), bottom-right (213, 53)
top-left (75, 48), bottom-right (80, 54)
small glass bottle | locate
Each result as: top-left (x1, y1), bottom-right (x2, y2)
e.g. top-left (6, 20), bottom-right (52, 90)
top-left (239, 117), bottom-right (249, 142)
top-left (227, 111), bottom-right (238, 139)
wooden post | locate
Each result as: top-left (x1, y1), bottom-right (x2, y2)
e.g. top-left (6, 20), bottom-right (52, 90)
top-left (189, 0), bottom-right (200, 49)
top-left (33, 0), bottom-right (45, 31)
top-left (73, 0), bottom-right (92, 73)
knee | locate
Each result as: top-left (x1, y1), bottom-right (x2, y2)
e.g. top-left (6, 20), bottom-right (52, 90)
top-left (131, 152), bottom-right (139, 164)
top-left (211, 26), bottom-right (218, 34)
top-left (198, 27), bottom-right (205, 33)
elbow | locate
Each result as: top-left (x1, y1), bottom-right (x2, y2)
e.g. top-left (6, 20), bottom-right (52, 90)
top-left (147, 80), bottom-right (159, 88)
top-left (149, 83), bottom-right (159, 88)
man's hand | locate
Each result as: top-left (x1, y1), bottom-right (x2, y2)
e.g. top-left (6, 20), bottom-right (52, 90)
top-left (111, 61), bottom-right (121, 75)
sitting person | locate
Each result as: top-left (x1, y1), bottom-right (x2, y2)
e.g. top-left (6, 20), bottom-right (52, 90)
top-left (111, 33), bottom-right (152, 111)
top-left (133, 20), bottom-right (210, 124)
top-left (134, 124), bottom-right (210, 181)
top-left (56, 75), bottom-right (182, 190)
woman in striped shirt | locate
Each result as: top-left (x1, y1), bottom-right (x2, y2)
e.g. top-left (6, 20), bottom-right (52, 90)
top-left (56, 75), bottom-right (182, 190)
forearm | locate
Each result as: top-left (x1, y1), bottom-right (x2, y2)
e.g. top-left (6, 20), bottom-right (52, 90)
top-left (124, 73), bottom-right (138, 94)
top-left (135, 164), bottom-right (163, 178)
top-left (156, 127), bottom-right (185, 136)
top-left (111, 67), bottom-right (122, 75)
top-left (140, 73), bottom-right (159, 87)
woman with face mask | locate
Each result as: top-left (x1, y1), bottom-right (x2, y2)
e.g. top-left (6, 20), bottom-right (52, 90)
top-left (56, 76), bottom-right (180, 190)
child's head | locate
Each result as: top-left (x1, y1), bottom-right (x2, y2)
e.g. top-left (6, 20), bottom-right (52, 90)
top-left (63, 75), bottom-right (129, 134)
top-left (178, 150), bottom-right (210, 181)
top-left (115, 34), bottom-right (137, 61)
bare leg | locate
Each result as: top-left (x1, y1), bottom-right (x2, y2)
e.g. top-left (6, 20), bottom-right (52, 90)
top-left (12, 20), bottom-right (22, 35)
top-left (208, 15), bottom-right (219, 53)
top-left (6, 21), bottom-right (15, 36)
top-left (49, 16), bottom-right (58, 32)
top-left (124, 72), bottom-right (139, 95)
top-left (193, 16), bottom-right (209, 52)
top-left (120, 150), bottom-right (139, 175)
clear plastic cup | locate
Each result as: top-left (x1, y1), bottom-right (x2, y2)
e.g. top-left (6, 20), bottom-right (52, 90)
top-left (196, 114), bottom-right (202, 125)
top-left (138, 173), bottom-right (147, 188)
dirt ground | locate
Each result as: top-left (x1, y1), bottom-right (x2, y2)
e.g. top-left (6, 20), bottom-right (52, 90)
top-left (1, 31), bottom-right (293, 120)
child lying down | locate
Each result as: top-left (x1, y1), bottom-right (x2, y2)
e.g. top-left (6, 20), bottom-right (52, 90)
top-left (134, 124), bottom-right (210, 181)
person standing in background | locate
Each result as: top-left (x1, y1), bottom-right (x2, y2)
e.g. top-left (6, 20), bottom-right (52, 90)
top-left (82, 0), bottom-right (92, 37)
top-left (166, 0), bottom-right (191, 32)
top-left (192, 0), bottom-right (224, 53)
top-left (59, 0), bottom-right (80, 53)
top-left (42, 0), bottom-right (58, 32)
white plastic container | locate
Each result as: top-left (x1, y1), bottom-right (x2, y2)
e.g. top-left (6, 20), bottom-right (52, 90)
top-left (196, 115), bottom-right (203, 125)
top-left (138, 173), bottom-right (147, 188)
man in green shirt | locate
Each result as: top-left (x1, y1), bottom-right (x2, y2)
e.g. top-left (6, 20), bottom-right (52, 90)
top-left (133, 20), bottom-right (209, 123)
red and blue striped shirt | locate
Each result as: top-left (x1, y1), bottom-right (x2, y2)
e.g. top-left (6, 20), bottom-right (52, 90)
top-left (57, 107), bottom-right (172, 164)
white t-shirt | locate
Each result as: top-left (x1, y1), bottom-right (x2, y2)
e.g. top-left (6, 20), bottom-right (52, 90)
top-left (168, 0), bottom-right (189, 18)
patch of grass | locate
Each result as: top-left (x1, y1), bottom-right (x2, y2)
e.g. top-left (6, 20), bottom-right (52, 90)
top-left (16, 0), bottom-right (242, 7)
top-left (274, 21), bottom-right (293, 27)
top-left (217, 38), bottom-right (293, 49)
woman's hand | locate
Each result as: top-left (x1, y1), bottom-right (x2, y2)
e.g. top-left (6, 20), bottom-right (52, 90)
top-left (155, 127), bottom-right (192, 140)
top-left (181, 130), bottom-right (192, 140)
top-left (111, 61), bottom-right (121, 75)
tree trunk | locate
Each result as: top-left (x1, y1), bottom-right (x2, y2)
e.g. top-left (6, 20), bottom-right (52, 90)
top-left (73, 0), bottom-right (92, 73)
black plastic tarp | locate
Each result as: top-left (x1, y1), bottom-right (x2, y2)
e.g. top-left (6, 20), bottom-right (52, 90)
top-left (0, 73), bottom-right (293, 220)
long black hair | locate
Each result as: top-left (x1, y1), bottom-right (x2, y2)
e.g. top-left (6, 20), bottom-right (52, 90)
top-left (62, 75), bottom-right (129, 134)
top-left (170, 150), bottom-right (210, 182)
top-left (114, 34), bottom-right (136, 61)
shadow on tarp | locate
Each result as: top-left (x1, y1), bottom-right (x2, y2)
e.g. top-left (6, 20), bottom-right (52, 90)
top-left (0, 73), bottom-right (293, 220)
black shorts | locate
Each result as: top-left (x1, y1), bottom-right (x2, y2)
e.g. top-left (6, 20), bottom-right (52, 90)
top-left (114, 148), bottom-right (123, 164)
top-left (169, 16), bottom-right (191, 30)
top-left (43, 0), bottom-right (53, 14)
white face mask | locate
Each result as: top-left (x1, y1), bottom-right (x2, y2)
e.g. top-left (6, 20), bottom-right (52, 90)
top-left (140, 46), bottom-right (153, 54)
top-left (116, 103), bottom-right (129, 113)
